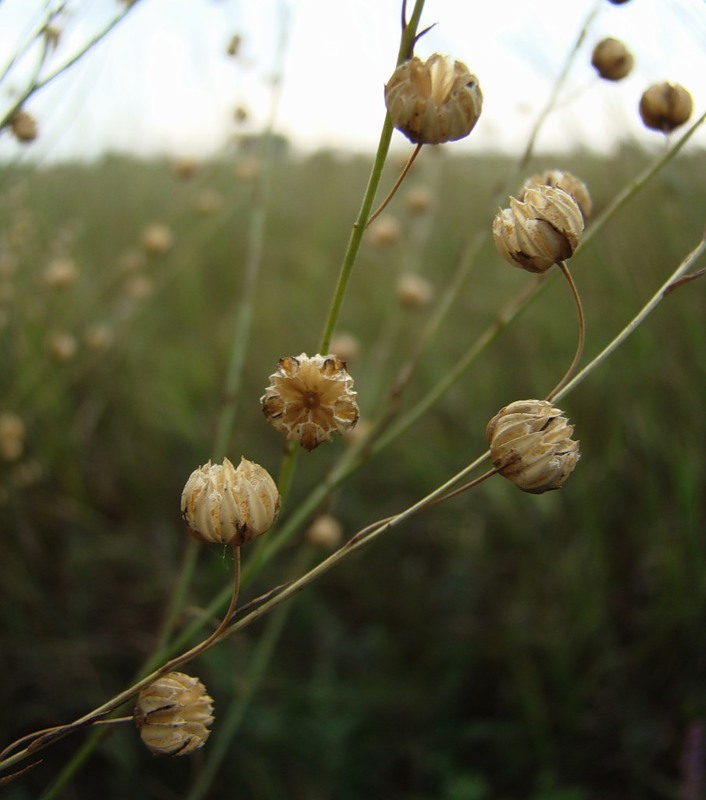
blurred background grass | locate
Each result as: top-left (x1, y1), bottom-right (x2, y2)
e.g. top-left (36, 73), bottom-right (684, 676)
top-left (1, 142), bottom-right (705, 799)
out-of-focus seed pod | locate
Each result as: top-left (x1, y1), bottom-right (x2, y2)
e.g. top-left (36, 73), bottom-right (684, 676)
top-left (519, 170), bottom-right (592, 221)
top-left (117, 249), bottom-right (146, 273)
top-left (84, 324), bottom-right (112, 352)
top-left (46, 331), bottom-right (77, 361)
top-left (486, 399), bottom-right (580, 494)
top-left (42, 257), bottom-right (78, 290)
top-left (639, 82), bottom-right (693, 133)
top-left (0, 412), bottom-right (25, 462)
top-left (234, 104), bottom-right (249, 124)
top-left (395, 273), bottom-right (434, 310)
top-left (365, 215), bottom-right (402, 248)
top-left (261, 354), bottom-right (359, 451)
top-left (140, 223), bottom-right (173, 257)
top-left (123, 273), bottom-right (153, 301)
top-left (492, 185), bottom-right (584, 273)
top-left (405, 185), bottom-right (434, 214)
top-left (9, 110), bottom-right (38, 143)
top-left (306, 514), bottom-right (344, 549)
top-left (171, 158), bottom-right (200, 179)
top-left (234, 156), bottom-right (260, 181)
top-left (591, 37), bottom-right (634, 81)
top-left (329, 332), bottom-right (361, 364)
top-left (181, 457), bottom-right (280, 546)
top-left (385, 54), bottom-right (482, 144)
top-left (194, 189), bottom-right (223, 216)
top-left (134, 672), bottom-right (214, 757)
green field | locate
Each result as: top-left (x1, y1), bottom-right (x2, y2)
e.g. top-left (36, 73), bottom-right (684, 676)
top-left (1, 141), bottom-right (705, 799)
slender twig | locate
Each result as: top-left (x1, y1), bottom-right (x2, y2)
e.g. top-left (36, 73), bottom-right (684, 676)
top-left (366, 143), bottom-right (423, 227)
top-left (545, 261), bottom-right (585, 402)
top-left (553, 228), bottom-right (706, 404)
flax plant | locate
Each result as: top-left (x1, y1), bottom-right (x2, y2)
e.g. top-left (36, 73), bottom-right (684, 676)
top-left (1, 0), bottom-right (705, 795)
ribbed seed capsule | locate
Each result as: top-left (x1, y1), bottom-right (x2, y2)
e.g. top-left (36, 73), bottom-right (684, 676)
top-left (181, 457), bottom-right (280, 546)
top-left (639, 82), bottom-right (693, 133)
top-left (261, 353), bottom-right (359, 451)
top-left (519, 169), bottom-right (592, 221)
top-left (385, 54), bottom-right (482, 144)
top-left (591, 37), bottom-right (634, 81)
top-left (486, 400), bottom-right (580, 494)
top-left (492, 185), bottom-right (584, 273)
top-left (134, 672), bottom-right (214, 757)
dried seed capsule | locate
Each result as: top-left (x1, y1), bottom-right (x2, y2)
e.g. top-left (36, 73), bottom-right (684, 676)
top-left (9, 110), bottom-right (38, 143)
top-left (519, 170), bottom-right (592, 221)
top-left (385, 54), bottom-right (482, 144)
top-left (140, 223), bottom-right (173, 257)
top-left (395, 273), bottom-right (434, 309)
top-left (261, 353), bottom-right (359, 451)
top-left (639, 82), bottom-right (693, 133)
top-left (181, 457), bottom-right (280, 546)
top-left (591, 37), bottom-right (634, 81)
top-left (0, 412), bottom-right (25, 462)
top-left (492, 185), bottom-right (584, 273)
top-left (486, 400), bottom-right (580, 494)
top-left (134, 672), bottom-right (214, 757)
top-left (306, 514), bottom-right (344, 549)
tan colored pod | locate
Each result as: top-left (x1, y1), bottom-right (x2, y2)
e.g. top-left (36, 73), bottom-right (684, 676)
top-left (134, 672), bottom-right (214, 757)
top-left (261, 353), bottom-right (359, 451)
top-left (520, 170), bottom-right (592, 221)
top-left (639, 82), bottom-right (693, 133)
top-left (181, 457), bottom-right (280, 546)
top-left (591, 37), bottom-right (634, 81)
top-left (385, 54), bottom-right (482, 144)
top-left (492, 185), bottom-right (584, 273)
top-left (486, 399), bottom-right (580, 494)
top-left (9, 110), bottom-right (38, 143)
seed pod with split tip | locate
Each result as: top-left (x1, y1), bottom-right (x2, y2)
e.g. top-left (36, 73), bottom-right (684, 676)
top-left (134, 672), bottom-right (214, 757)
top-left (181, 457), bottom-right (280, 546)
top-left (591, 37), bottom-right (634, 81)
top-left (486, 400), bottom-right (580, 494)
top-left (639, 82), bottom-right (693, 133)
top-left (385, 54), bottom-right (483, 144)
top-left (519, 170), bottom-right (592, 222)
top-left (492, 185), bottom-right (584, 273)
top-left (261, 353), bottom-right (359, 451)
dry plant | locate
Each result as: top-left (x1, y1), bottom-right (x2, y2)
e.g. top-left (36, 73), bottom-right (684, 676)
top-left (1, 0), bottom-right (705, 796)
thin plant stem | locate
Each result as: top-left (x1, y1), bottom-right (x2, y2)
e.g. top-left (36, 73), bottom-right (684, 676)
top-left (552, 229), bottom-right (706, 404)
top-left (367, 143), bottom-right (423, 228)
top-left (517, 0), bottom-right (602, 174)
top-left (318, 0), bottom-right (427, 355)
top-left (545, 261), bottom-right (585, 402)
top-left (212, 5), bottom-right (289, 463)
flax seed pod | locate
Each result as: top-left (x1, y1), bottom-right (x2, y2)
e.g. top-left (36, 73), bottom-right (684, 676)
top-left (519, 170), bottom-right (592, 221)
top-left (261, 354), bottom-right (359, 451)
top-left (181, 457), bottom-right (280, 547)
top-left (396, 273), bottom-right (434, 310)
top-left (306, 514), bottom-right (344, 549)
top-left (591, 37), bottom-right (634, 81)
top-left (486, 400), bottom-right (580, 494)
top-left (134, 672), bottom-right (214, 757)
top-left (42, 257), bottom-right (78, 290)
top-left (385, 54), bottom-right (482, 145)
top-left (0, 412), bottom-right (25, 462)
top-left (140, 223), bottom-right (173, 257)
top-left (9, 110), bottom-right (38, 143)
top-left (492, 185), bottom-right (584, 273)
top-left (639, 82), bottom-right (693, 133)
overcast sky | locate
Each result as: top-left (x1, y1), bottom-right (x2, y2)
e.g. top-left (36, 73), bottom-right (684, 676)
top-left (1, 0), bottom-right (705, 163)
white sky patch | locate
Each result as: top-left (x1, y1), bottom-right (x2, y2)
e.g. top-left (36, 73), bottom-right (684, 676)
top-left (0, 0), bottom-right (704, 163)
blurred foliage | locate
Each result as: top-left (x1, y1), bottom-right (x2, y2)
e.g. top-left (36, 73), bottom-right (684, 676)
top-left (1, 143), bottom-right (705, 799)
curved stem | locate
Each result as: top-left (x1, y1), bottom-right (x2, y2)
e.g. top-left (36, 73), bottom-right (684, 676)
top-left (366, 143), bottom-right (423, 228)
top-left (545, 261), bottom-right (585, 402)
top-left (553, 229), bottom-right (706, 405)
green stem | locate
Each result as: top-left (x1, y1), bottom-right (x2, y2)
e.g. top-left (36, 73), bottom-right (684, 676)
top-left (318, 0), bottom-right (426, 354)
